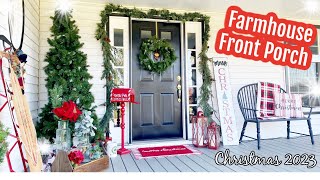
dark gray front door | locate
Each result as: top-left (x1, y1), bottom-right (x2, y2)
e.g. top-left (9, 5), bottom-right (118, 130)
top-left (132, 21), bottom-right (182, 140)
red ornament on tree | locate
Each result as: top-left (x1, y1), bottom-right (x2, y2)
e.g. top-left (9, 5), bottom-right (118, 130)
top-left (53, 100), bottom-right (82, 122)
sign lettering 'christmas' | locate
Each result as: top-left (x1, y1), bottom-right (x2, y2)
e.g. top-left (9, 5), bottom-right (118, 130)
top-left (213, 58), bottom-right (239, 146)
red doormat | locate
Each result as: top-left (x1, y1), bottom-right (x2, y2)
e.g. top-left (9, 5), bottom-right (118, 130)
top-left (132, 145), bottom-right (202, 159)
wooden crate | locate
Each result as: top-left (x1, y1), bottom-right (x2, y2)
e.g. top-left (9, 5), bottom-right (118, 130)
top-left (74, 155), bottom-right (109, 172)
top-left (52, 151), bottom-right (109, 172)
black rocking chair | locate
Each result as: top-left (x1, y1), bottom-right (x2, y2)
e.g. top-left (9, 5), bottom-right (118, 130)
top-left (237, 83), bottom-right (315, 149)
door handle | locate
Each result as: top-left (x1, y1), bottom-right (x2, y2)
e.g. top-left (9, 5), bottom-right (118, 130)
top-left (177, 84), bottom-right (182, 103)
top-left (177, 76), bottom-right (182, 103)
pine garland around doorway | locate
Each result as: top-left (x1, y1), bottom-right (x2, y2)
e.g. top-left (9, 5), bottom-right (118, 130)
top-left (95, 4), bottom-right (215, 133)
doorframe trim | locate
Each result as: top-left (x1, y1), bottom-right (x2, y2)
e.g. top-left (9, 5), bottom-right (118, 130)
top-left (129, 17), bottom-right (133, 144)
top-left (131, 17), bottom-right (181, 23)
top-left (129, 19), bottom-right (187, 143)
top-left (181, 22), bottom-right (187, 140)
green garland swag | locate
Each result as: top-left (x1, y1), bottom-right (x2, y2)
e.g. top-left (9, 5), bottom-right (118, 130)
top-left (139, 37), bottom-right (177, 74)
top-left (95, 4), bottom-right (215, 130)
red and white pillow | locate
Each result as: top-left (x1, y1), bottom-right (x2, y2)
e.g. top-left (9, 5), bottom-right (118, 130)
top-left (273, 92), bottom-right (304, 118)
top-left (256, 82), bottom-right (281, 118)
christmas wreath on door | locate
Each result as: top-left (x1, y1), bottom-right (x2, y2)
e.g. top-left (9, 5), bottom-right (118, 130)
top-left (138, 37), bottom-right (177, 74)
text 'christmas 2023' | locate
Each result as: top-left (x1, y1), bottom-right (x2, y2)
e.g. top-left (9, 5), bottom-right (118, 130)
top-left (215, 6), bottom-right (317, 70)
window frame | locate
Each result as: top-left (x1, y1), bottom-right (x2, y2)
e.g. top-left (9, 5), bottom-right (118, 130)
top-left (286, 25), bottom-right (320, 110)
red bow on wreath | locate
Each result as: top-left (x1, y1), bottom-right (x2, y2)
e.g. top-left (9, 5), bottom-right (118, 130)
top-left (53, 100), bottom-right (82, 122)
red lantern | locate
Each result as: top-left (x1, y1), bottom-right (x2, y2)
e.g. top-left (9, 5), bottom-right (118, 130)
top-left (192, 111), bottom-right (208, 147)
top-left (207, 121), bottom-right (220, 150)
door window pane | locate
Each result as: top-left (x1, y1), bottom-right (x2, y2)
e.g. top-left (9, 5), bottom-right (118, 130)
top-left (188, 87), bottom-right (197, 104)
top-left (114, 29), bottom-right (123, 47)
top-left (188, 33), bottom-right (196, 49)
top-left (115, 68), bottom-right (124, 86)
top-left (188, 69), bottom-right (197, 86)
top-left (189, 106), bottom-right (198, 117)
top-left (113, 108), bottom-right (120, 127)
top-left (161, 31), bottom-right (171, 40)
top-left (141, 30), bottom-right (152, 39)
top-left (188, 50), bottom-right (196, 68)
top-left (113, 48), bottom-right (124, 66)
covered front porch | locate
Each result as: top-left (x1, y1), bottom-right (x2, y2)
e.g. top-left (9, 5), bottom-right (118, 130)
top-left (104, 135), bottom-right (320, 172)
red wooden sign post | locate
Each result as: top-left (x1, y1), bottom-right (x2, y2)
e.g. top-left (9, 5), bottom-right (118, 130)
top-left (110, 88), bottom-right (139, 155)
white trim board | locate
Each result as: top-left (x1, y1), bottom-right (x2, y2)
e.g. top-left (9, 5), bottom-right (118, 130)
top-left (109, 16), bottom-right (130, 144)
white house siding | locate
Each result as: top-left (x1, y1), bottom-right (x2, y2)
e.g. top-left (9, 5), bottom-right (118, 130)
top-left (0, 0), bottom-right (40, 172)
top-left (37, 1), bottom-right (320, 145)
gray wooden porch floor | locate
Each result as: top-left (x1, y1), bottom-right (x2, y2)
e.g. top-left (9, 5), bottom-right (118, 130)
top-left (103, 135), bottom-right (320, 172)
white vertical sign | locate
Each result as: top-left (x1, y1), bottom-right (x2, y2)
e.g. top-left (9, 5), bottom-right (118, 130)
top-left (213, 58), bottom-right (239, 146)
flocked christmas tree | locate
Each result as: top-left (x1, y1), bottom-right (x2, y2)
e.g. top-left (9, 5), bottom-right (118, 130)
top-left (36, 10), bottom-right (101, 142)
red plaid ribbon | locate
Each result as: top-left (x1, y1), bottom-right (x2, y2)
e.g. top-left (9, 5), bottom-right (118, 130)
top-left (258, 82), bottom-right (281, 117)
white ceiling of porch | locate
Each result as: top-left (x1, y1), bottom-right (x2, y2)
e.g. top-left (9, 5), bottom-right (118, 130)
top-left (105, 0), bottom-right (320, 20)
